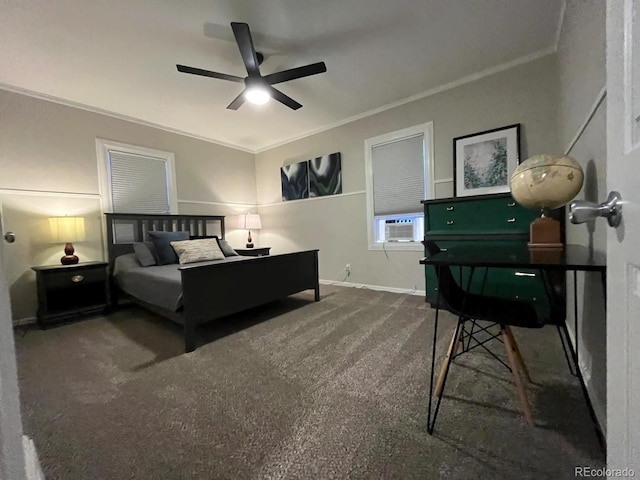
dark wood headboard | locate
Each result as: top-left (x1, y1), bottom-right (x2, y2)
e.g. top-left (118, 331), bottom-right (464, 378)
top-left (105, 213), bottom-right (225, 267)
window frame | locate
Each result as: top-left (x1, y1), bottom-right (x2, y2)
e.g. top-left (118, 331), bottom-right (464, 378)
top-left (96, 138), bottom-right (178, 214)
top-left (364, 122), bottom-right (435, 251)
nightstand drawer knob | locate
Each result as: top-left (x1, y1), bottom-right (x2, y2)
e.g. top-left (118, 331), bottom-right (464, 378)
top-left (507, 218), bottom-right (516, 223)
top-left (446, 220), bottom-right (454, 225)
top-left (446, 206), bottom-right (454, 211)
top-left (71, 275), bottom-right (84, 283)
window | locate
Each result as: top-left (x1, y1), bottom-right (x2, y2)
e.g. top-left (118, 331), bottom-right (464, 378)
top-left (365, 122), bottom-right (434, 250)
top-left (96, 139), bottom-right (178, 214)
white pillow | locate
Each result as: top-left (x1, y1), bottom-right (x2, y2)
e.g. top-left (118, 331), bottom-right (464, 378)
top-left (169, 239), bottom-right (225, 264)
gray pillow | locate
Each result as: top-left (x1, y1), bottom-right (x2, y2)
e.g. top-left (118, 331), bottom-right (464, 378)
top-left (148, 231), bottom-right (190, 265)
top-left (216, 238), bottom-right (239, 257)
top-left (133, 242), bottom-right (157, 266)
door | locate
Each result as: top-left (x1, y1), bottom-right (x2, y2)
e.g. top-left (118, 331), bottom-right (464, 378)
top-left (0, 203), bottom-right (27, 479)
top-left (606, 0), bottom-right (640, 471)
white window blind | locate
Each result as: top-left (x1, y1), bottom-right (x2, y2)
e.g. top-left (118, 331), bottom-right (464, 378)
top-left (371, 134), bottom-right (425, 215)
top-left (108, 150), bottom-right (171, 214)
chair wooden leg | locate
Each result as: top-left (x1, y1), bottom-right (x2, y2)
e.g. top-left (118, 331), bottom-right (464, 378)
top-left (434, 324), bottom-right (463, 397)
top-left (503, 326), bottom-right (532, 383)
top-left (501, 327), bottom-right (534, 426)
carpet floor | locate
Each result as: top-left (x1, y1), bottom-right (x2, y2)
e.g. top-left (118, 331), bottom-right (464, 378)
top-left (15, 285), bottom-right (604, 479)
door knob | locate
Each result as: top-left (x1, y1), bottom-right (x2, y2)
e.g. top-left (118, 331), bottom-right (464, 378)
top-left (570, 191), bottom-right (622, 227)
top-left (3, 232), bottom-right (15, 243)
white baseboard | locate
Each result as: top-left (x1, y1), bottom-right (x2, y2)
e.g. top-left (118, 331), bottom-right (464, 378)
top-left (23, 435), bottom-right (45, 480)
top-left (319, 279), bottom-right (425, 297)
top-left (13, 316), bottom-right (37, 327)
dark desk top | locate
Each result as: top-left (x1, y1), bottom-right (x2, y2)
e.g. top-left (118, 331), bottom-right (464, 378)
top-left (420, 244), bottom-right (606, 272)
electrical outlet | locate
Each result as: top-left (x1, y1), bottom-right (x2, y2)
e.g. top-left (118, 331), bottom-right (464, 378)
top-left (345, 263), bottom-right (351, 275)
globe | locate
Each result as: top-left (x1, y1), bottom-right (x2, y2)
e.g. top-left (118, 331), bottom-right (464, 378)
top-left (510, 154), bottom-right (584, 210)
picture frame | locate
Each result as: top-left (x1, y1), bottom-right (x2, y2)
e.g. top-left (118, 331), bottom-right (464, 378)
top-left (453, 123), bottom-right (521, 198)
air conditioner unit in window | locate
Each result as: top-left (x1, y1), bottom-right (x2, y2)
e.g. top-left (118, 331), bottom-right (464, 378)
top-left (385, 218), bottom-right (415, 242)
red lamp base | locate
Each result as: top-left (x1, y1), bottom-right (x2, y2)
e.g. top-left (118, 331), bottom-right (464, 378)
top-left (60, 242), bottom-right (79, 265)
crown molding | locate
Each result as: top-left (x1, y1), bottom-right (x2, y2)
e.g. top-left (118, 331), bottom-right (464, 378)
top-left (0, 83), bottom-right (255, 154)
top-left (255, 47), bottom-right (557, 153)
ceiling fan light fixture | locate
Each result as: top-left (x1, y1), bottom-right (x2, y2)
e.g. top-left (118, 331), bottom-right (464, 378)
top-left (244, 85), bottom-right (270, 105)
top-left (177, 22), bottom-right (326, 110)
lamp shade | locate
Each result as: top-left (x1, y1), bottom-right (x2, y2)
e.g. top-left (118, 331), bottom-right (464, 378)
top-left (49, 217), bottom-right (86, 242)
top-left (238, 213), bottom-right (262, 230)
top-left (510, 154), bottom-right (584, 210)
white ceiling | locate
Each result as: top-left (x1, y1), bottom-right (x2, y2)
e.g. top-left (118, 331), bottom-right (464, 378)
top-left (0, 0), bottom-right (564, 152)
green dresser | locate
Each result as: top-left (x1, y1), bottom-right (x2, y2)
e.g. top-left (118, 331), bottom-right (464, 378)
top-left (422, 193), bottom-right (561, 313)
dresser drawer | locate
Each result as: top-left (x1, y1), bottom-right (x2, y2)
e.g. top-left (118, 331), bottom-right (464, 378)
top-left (44, 267), bottom-right (107, 289)
top-left (425, 195), bottom-right (538, 234)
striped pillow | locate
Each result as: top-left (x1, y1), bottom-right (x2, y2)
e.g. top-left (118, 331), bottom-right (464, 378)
top-left (169, 239), bottom-right (225, 265)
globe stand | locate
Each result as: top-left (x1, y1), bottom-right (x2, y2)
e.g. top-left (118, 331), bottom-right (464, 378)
top-left (528, 209), bottom-right (562, 250)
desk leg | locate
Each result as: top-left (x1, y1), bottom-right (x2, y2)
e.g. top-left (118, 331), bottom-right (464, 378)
top-left (574, 270), bottom-right (579, 367)
top-left (427, 267), bottom-right (475, 435)
top-left (427, 287), bottom-right (442, 434)
top-left (565, 269), bottom-right (606, 453)
top-left (559, 271), bottom-right (581, 377)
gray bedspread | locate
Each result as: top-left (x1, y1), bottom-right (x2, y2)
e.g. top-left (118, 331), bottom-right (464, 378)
top-left (113, 253), bottom-right (251, 312)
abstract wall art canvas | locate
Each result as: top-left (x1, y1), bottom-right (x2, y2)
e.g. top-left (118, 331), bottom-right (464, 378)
top-left (453, 124), bottom-right (521, 197)
top-left (281, 161), bottom-right (309, 201)
top-left (309, 152), bottom-right (342, 197)
top-left (281, 152), bottom-right (343, 201)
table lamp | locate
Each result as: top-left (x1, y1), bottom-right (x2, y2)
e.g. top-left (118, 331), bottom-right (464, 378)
top-left (49, 217), bottom-right (86, 264)
top-left (238, 213), bottom-right (262, 248)
top-left (510, 154), bottom-right (584, 249)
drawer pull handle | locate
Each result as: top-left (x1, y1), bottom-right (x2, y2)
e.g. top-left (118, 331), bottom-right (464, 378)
top-left (507, 202), bottom-right (516, 207)
top-left (446, 220), bottom-right (454, 225)
top-left (71, 275), bottom-right (84, 283)
top-left (515, 272), bottom-right (536, 277)
top-left (446, 206), bottom-right (454, 211)
top-left (507, 218), bottom-right (516, 223)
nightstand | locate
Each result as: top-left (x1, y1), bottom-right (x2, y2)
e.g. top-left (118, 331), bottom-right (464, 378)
top-left (32, 262), bottom-right (110, 327)
top-left (235, 247), bottom-right (271, 257)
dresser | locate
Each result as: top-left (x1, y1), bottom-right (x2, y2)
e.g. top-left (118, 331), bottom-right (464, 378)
top-left (422, 193), bottom-right (563, 313)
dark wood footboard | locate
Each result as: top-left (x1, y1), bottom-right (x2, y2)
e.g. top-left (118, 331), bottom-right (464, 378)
top-left (179, 250), bottom-right (320, 352)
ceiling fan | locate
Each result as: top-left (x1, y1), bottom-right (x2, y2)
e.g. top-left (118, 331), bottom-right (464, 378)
top-left (176, 22), bottom-right (327, 110)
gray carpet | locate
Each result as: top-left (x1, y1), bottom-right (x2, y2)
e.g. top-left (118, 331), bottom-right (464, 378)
top-left (15, 285), bottom-right (604, 480)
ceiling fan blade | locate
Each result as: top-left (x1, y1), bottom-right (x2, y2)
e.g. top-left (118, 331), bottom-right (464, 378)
top-left (263, 62), bottom-right (327, 85)
top-left (226, 90), bottom-right (247, 110)
top-left (267, 86), bottom-right (302, 110)
top-left (176, 65), bottom-right (244, 83)
top-left (231, 22), bottom-right (261, 77)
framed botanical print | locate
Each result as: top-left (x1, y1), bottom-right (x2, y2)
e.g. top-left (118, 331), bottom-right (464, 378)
top-left (453, 124), bottom-right (521, 197)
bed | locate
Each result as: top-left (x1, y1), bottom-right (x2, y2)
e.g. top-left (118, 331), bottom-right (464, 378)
top-left (106, 213), bottom-right (320, 352)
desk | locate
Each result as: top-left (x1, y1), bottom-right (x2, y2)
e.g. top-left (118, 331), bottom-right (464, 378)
top-left (420, 244), bottom-right (606, 434)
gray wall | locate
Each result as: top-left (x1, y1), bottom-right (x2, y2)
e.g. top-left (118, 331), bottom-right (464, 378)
top-left (556, 0), bottom-right (607, 431)
top-left (0, 89), bottom-right (257, 320)
top-left (255, 55), bottom-right (560, 291)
